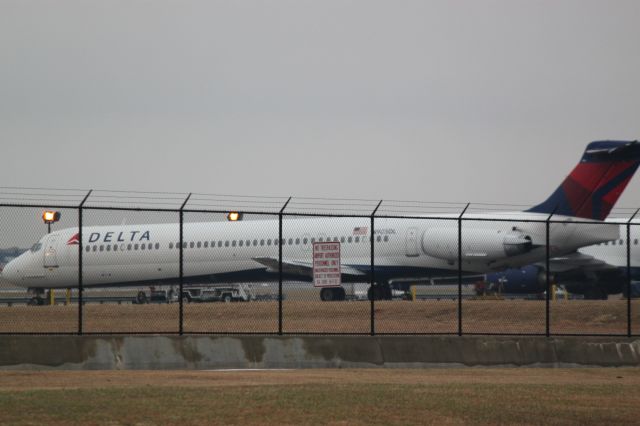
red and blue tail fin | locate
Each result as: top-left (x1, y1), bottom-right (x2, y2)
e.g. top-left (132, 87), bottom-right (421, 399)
top-left (527, 140), bottom-right (640, 220)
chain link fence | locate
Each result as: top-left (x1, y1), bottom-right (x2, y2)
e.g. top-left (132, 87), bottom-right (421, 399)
top-left (0, 188), bottom-right (638, 336)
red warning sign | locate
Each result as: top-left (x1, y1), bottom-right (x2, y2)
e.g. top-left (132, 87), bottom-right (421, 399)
top-left (312, 242), bottom-right (341, 287)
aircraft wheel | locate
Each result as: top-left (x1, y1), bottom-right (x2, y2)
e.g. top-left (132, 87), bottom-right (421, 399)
top-left (383, 283), bottom-right (392, 300)
top-left (336, 287), bottom-right (346, 301)
top-left (584, 288), bottom-right (608, 300)
top-left (367, 286), bottom-right (385, 301)
top-left (223, 294), bottom-right (232, 303)
top-left (320, 288), bottom-right (334, 301)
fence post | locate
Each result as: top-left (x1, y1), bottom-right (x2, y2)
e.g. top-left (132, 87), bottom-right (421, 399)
top-left (545, 208), bottom-right (557, 337)
top-left (179, 193), bottom-right (191, 336)
top-left (77, 190), bottom-right (92, 335)
top-left (627, 209), bottom-right (639, 337)
top-left (458, 203), bottom-right (470, 336)
top-left (279, 197), bottom-right (291, 335)
top-left (370, 200), bottom-right (383, 336)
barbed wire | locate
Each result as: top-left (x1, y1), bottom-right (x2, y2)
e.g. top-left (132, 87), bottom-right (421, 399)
top-left (0, 186), bottom-right (638, 217)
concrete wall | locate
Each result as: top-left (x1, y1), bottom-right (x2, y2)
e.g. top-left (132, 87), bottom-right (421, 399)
top-left (0, 336), bottom-right (639, 370)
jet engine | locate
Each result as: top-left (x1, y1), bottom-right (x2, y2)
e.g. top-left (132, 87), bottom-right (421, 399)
top-left (485, 266), bottom-right (626, 299)
top-left (422, 228), bottom-right (533, 262)
top-left (484, 265), bottom-right (548, 294)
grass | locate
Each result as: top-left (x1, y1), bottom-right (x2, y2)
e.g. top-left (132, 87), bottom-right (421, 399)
top-left (0, 299), bottom-right (638, 334)
top-left (0, 370), bottom-right (638, 425)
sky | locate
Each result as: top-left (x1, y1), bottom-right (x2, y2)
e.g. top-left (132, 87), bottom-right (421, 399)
top-left (1, 0), bottom-right (639, 208)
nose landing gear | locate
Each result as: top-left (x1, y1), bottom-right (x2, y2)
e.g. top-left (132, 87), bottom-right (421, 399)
top-left (27, 288), bottom-right (46, 306)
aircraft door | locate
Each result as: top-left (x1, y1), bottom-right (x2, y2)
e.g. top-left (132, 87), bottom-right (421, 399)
top-left (43, 235), bottom-right (59, 268)
top-left (405, 227), bottom-right (419, 257)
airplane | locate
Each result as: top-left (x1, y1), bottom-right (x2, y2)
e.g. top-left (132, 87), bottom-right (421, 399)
top-left (2, 140), bottom-right (639, 304)
top-left (483, 219), bottom-right (640, 300)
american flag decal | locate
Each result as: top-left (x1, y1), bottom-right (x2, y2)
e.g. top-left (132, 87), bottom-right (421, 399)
top-left (67, 233), bottom-right (80, 245)
top-left (353, 227), bottom-right (368, 236)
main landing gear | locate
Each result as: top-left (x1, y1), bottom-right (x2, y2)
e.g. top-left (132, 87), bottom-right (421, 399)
top-left (367, 283), bottom-right (392, 301)
top-left (27, 288), bottom-right (46, 306)
top-left (319, 283), bottom-right (393, 301)
top-left (320, 287), bottom-right (346, 301)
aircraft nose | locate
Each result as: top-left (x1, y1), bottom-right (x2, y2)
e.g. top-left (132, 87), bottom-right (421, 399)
top-left (1, 258), bottom-right (20, 285)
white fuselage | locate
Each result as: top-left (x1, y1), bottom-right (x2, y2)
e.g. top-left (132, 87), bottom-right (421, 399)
top-left (1, 213), bottom-right (620, 289)
top-left (578, 220), bottom-right (640, 269)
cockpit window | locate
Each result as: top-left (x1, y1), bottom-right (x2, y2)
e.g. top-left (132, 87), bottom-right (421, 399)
top-left (30, 242), bottom-right (42, 253)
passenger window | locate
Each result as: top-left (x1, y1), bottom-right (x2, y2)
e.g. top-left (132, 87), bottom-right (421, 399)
top-left (239, 240), bottom-right (243, 247)
top-left (376, 235), bottom-right (382, 242)
top-left (296, 238), bottom-right (300, 245)
top-left (182, 242), bottom-right (187, 249)
top-left (288, 238), bottom-right (293, 245)
top-left (134, 244), bottom-right (139, 250)
top-left (384, 235), bottom-right (389, 242)
top-left (260, 239), bottom-right (265, 246)
top-left (169, 242), bottom-right (174, 249)
top-left (85, 246), bottom-right (90, 252)
top-left (246, 240), bottom-right (250, 246)
top-left (197, 241), bottom-right (202, 248)
top-left (620, 239), bottom-right (624, 245)
top-left (204, 241), bottom-right (208, 248)
top-left (155, 243), bottom-right (160, 249)
top-left (114, 245), bottom-right (118, 251)
top-left (218, 241), bottom-right (223, 247)
top-left (189, 242), bottom-right (194, 248)
top-left (253, 239), bottom-right (258, 246)
top-left (127, 244), bottom-right (132, 250)
top-left (340, 237), bottom-right (345, 243)
top-left (355, 236), bottom-right (360, 243)
top-left (99, 245), bottom-right (104, 252)
top-left (635, 239), bottom-right (638, 245)
top-left (303, 238), bottom-right (308, 244)
top-left (232, 240), bottom-right (237, 247)
top-left (93, 245), bottom-right (97, 252)
top-left (225, 241), bottom-right (229, 247)
top-left (311, 238), bottom-right (316, 243)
